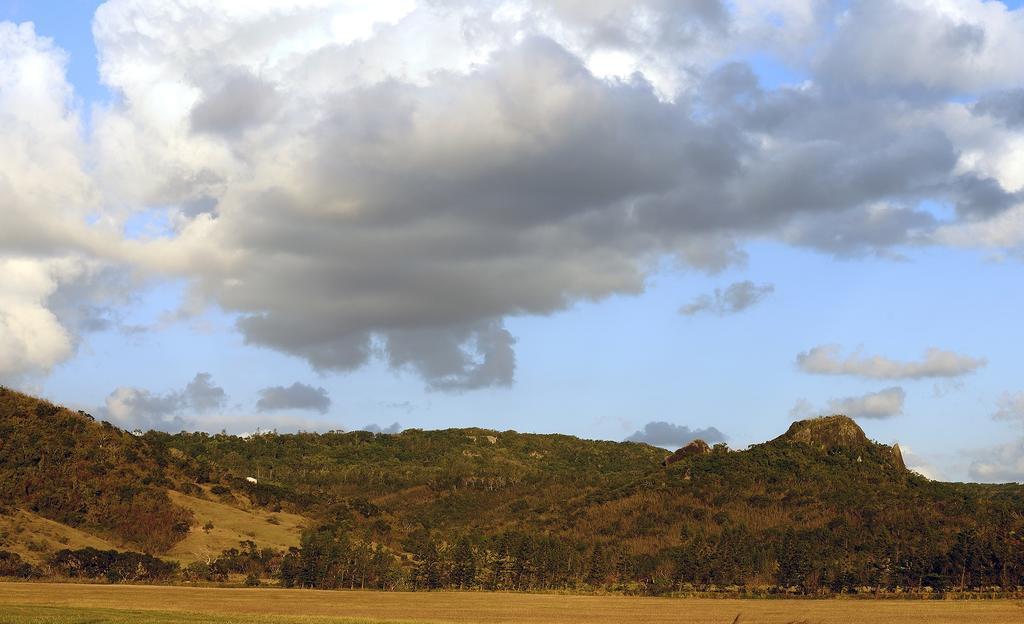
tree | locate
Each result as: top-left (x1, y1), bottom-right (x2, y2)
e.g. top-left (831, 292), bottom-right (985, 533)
top-left (586, 543), bottom-right (609, 587)
top-left (777, 529), bottom-right (813, 591)
top-left (451, 537), bottom-right (476, 589)
top-left (413, 539), bottom-right (442, 590)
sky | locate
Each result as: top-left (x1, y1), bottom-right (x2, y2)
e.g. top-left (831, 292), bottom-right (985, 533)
top-left (2, 0), bottom-right (1024, 483)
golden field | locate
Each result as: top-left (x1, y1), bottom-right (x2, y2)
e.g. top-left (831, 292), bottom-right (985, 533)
top-left (1, 583), bottom-right (1023, 624)
top-left (0, 489), bottom-right (308, 568)
top-left (162, 490), bottom-right (307, 564)
top-left (0, 511), bottom-right (121, 565)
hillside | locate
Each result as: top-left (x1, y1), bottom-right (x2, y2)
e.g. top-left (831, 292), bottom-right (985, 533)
top-left (0, 509), bottom-right (121, 565)
top-left (2, 387), bottom-right (1024, 593)
top-left (162, 489), bottom-right (306, 564)
top-left (0, 388), bottom-right (195, 553)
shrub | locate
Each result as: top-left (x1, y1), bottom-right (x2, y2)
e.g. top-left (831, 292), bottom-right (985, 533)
top-left (0, 550), bottom-right (40, 578)
top-left (49, 548), bottom-right (178, 583)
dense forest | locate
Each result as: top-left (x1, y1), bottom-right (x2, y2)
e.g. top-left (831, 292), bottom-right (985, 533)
top-left (2, 387), bottom-right (1024, 595)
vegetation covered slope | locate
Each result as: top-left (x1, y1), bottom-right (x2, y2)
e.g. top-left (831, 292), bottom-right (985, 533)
top-left (0, 388), bottom-right (194, 553)
top-left (146, 427), bottom-right (667, 530)
top-left (556, 416), bottom-right (1024, 591)
top-left (150, 413), bottom-right (1024, 593)
top-left (162, 490), bottom-right (306, 564)
top-left (3, 386), bottom-right (1024, 593)
top-left (0, 509), bottom-right (121, 565)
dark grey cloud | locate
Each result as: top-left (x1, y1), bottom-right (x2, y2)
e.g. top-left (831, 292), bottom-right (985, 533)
top-left (361, 422), bottom-right (402, 434)
top-left (183, 372), bottom-right (227, 411)
top-left (826, 386), bottom-right (906, 420)
top-left (386, 321), bottom-right (516, 391)
top-left (626, 421), bottom-right (726, 449)
top-left (179, 195), bottom-right (219, 220)
top-left (950, 174), bottom-right (1022, 219)
top-left (190, 68), bottom-right (280, 137)
top-left (974, 89), bottom-right (1024, 128)
top-left (256, 382), bottom-right (331, 414)
top-left (781, 204), bottom-right (936, 258)
top-left (44, 267), bottom-right (136, 338)
top-left (680, 280), bottom-right (773, 316)
top-left (200, 39), bottom-right (975, 389)
top-left (65, 1), bottom-right (1024, 393)
top-left (797, 345), bottom-right (986, 380)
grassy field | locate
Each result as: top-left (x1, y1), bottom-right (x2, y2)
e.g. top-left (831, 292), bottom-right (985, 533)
top-left (0, 511), bottom-right (122, 565)
top-left (0, 490), bottom-right (308, 568)
top-left (1, 583), bottom-right (1023, 624)
top-left (163, 490), bottom-right (307, 564)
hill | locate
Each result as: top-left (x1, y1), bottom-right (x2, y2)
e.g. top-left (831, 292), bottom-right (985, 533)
top-left (2, 387), bottom-right (1024, 594)
top-left (0, 387), bottom-right (195, 553)
top-left (162, 489), bottom-right (306, 564)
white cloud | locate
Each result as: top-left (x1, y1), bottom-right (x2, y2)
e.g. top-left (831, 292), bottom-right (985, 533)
top-left (818, 0), bottom-right (1024, 94)
top-left (935, 202), bottom-right (1024, 249)
top-left (825, 386), bottom-right (906, 420)
top-left (796, 345), bottom-right (986, 380)
top-left (0, 259), bottom-right (74, 378)
top-left (100, 372), bottom-right (228, 431)
top-left (967, 391), bottom-right (1024, 482)
top-left (899, 444), bottom-right (943, 480)
top-left (104, 386), bottom-right (191, 432)
top-left (791, 386), bottom-right (906, 422)
top-left (994, 392), bottom-right (1024, 423)
top-left (968, 438), bottom-right (1024, 482)
top-left (0, 23), bottom-right (108, 379)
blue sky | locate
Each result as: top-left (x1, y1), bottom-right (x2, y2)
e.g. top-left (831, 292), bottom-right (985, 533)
top-left (3, 1), bottom-right (1024, 482)
top-left (1, 1), bottom-right (107, 103)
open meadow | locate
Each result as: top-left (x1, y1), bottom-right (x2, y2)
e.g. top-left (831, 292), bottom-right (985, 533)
top-left (1, 583), bottom-right (1023, 624)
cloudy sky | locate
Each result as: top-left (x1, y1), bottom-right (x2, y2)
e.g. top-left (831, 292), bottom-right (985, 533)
top-left (2, 0), bottom-right (1024, 481)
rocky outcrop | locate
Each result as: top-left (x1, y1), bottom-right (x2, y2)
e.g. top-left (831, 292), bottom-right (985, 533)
top-left (777, 415), bottom-right (869, 450)
top-left (662, 439), bottom-right (711, 467)
top-left (890, 442), bottom-right (906, 471)
top-left (773, 414), bottom-right (907, 471)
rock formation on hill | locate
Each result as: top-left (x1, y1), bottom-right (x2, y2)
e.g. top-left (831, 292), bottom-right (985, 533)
top-left (662, 439), bottom-right (711, 467)
top-left (777, 414), bottom-right (869, 450)
top-left (774, 414), bottom-right (907, 471)
top-left (891, 442), bottom-right (906, 471)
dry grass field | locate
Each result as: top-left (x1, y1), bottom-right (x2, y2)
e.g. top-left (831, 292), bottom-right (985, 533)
top-left (1, 583), bottom-right (1022, 624)
top-left (0, 490), bottom-right (308, 568)
top-left (163, 490), bottom-right (307, 564)
top-left (0, 512), bottom-right (122, 565)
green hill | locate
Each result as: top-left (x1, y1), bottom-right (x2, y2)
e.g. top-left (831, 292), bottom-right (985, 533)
top-left (2, 387), bottom-right (1024, 594)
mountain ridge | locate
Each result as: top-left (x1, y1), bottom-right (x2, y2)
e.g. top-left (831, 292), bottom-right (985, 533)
top-left (3, 387), bottom-right (1024, 593)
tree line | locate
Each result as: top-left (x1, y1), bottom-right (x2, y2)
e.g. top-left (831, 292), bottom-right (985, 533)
top-left (4, 519), bottom-right (1023, 595)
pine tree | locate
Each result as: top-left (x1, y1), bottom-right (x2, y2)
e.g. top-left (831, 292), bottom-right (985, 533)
top-left (413, 539), bottom-right (442, 590)
top-left (451, 536), bottom-right (476, 589)
top-left (586, 543), bottom-right (608, 587)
